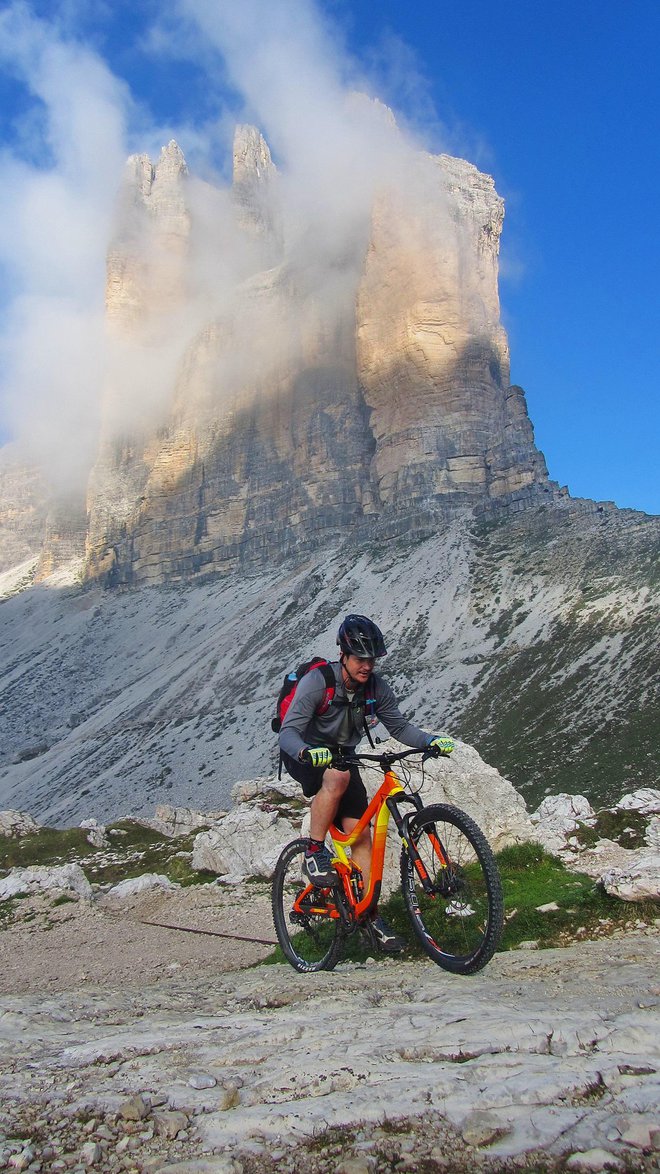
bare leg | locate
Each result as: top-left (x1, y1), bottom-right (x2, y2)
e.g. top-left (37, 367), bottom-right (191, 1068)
top-left (341, 817), bottom-right (372, 889)
top-left (309, 768), bottom-right (350, 842)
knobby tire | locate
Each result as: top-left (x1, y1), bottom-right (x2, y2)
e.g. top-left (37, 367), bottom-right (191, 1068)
top-left (272, 838), bottom-right (344, 972)
top-left (401, 803), bottom-right (504, 974)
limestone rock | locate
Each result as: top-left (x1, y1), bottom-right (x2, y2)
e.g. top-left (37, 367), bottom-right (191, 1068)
top-left (460, 1108), bottom-right (511, 1147)
top-left (82, 126), bottom-right (554, 587)
top-left (118, 1093), bottom-right (151, 1121)
top-left (565, 1150), bottom-right (624, 1171)
top-left (645, 817), bottom-right (660, 851)
top-left (358, 739), bottom-right (535, 895)
top-left (103, 873), bottom-right (179, 900)
top-left (192, 805), bottom-right (298, 878)
top-left (140, 804), bottom-right (226, 838)
top-left (356, 153), bottom-right (547, 515)
top-left (106, 139), bottom-right (190, 337)
top-left (0, 445), bottom-right (50, 574)
top-left (0, 863), bottom-right (92, 900)
top-left (0, 810), bottom-right (41, 837)
top-left (79, 818), bottom-right (109, 849)
top-left (530, 794), bottom-right (596, 855)
top-left (616, 788), bottom-right (660, 816)
top-left (231, 777), bottom-right (300, 804)
top-left (411, 739), bottom-right (535, 849)
top-left (600, 852), bottom-right (660, 902)
top-left (232, 124), bottom-right (282, 259)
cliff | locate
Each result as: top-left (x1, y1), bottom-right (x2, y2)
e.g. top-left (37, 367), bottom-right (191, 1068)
top-left (81, 125), bottom-right (553, 586)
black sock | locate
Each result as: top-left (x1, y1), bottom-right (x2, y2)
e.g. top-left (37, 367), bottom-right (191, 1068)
top-left (308, 838), bottom-right (325, 852)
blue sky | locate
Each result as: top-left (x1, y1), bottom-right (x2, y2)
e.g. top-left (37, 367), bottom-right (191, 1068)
top-left (0, 0), bottom-right (658, 514)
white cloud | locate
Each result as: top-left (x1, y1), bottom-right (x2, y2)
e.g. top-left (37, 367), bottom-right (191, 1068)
top-left (0, 2), bottom-right (130, 491)
top-left (0, 0), bottom-right (453, 494)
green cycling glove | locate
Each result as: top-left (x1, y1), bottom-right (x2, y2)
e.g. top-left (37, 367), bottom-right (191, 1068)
top-left (428, 736), bottom-right (455, 757)
top-left (302, 746), bottom-right (333, 768)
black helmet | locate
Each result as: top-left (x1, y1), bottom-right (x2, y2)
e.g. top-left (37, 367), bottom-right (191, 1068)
top-left (337, 614), bottom-right (387, 659)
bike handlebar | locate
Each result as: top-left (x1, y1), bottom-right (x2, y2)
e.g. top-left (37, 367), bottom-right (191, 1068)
top-left (332, 745), bottom-right (438, 770)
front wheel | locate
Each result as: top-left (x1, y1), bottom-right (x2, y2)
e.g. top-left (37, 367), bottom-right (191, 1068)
top-left (272, 839), bottom-right (344, 972)
top-left (401, 804), bottom-right (504, 974)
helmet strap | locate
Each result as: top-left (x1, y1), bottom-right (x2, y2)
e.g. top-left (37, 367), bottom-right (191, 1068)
top-left (340, 653), bottom-right (367, 691)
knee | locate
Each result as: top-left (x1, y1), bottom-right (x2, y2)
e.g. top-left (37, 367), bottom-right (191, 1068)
top-left (321, 768), bottom-right (350, 798)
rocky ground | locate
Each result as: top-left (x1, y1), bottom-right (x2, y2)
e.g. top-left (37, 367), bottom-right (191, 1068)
top-left (1, 885), bottom-right (659, 1174)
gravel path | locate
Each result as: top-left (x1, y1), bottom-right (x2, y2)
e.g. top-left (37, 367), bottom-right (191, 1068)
top-left (0, 882), bottom-right (276, 996)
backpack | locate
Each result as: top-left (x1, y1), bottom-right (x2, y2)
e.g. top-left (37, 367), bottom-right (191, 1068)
top-left (271, 656), bottom-right (378, 763)
top-left (271, 657), bottom-right (336, 734)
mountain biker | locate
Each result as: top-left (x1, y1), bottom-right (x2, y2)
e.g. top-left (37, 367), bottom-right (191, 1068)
top-left (278, 614), bottom-right (454, 953)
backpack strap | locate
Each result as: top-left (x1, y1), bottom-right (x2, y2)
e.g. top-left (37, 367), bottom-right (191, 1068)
top-left (362, 673), bottom-right (377, 748)
top-left (316, 662), bottom-right (337, 715)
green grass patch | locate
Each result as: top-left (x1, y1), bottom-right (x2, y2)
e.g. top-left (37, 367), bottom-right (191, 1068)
top-left (0, 896), bottom-right (19, 926)
top-left (0, 820), bottom-right (219, 892)
top-left (0, 827), bottom-right (95, 872)
top-left (86, 825), bottom-right (217, 888)
top-left (496, 841), bottom-right (656, 949)
top-left (572, 808), bottom-right (648, 850)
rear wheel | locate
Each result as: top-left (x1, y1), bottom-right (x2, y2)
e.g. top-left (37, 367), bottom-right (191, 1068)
top-left (272, 839), bottom-right (344, 972)
top-left (401, 804), bottom-right (503, 974)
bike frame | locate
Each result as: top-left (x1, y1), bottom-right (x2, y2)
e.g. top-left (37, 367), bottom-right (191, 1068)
top-left (326, 753), bottom-right (449, 921)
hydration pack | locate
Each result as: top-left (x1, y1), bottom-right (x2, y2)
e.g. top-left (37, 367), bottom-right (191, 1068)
top-left (271, 657), bottom-right (336, 734)
top-left (271, 657), bottom-right (378, 742)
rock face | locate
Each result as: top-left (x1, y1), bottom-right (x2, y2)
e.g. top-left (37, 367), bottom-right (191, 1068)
top-left (356, 155), bottom-right (547, 515)
top-left (80, 122), bottom-right (553, 586)
top-left (531, 789), bottom-right (660, 901)
top-left (1, 927), bottom-right (658, 1173)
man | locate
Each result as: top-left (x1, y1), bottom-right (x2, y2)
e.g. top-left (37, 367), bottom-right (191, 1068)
top-left (278, 614), bottom-right (454, 952)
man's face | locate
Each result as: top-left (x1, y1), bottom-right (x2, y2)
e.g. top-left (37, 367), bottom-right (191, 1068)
top-left (345, 653), bottom-right (375, 684)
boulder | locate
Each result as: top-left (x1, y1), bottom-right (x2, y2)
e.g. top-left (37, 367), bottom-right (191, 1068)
top-left (0, 810), bottom-right (41, 838)
top-left (600, 852), bottom-right (660, 902)
top-left (0, 863), bottom-right (92, 901)
top-left (530, 794), bottom-right (596, 855)
top-left (615, 788), bottom-right (660, 816)
top-left (403, 740), bottom-right (535, 850)
top-left (103, 874), bottom-right (179, 899)
top-left (645, 817), bottom-right (660, 851)
top-left (231, 777), bottom-right (299, 804)
top-left (79, 818), bottom-right (109, 848)
top-left (141, 805), bottom-right (227, 838)
top-left (192, 806), bottom-right (298, 879)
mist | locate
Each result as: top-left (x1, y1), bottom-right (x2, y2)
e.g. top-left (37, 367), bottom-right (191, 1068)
top-left (0, 0), bottom-right (444, 495)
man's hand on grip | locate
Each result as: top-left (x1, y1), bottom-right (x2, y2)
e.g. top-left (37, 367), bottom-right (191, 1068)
top-left (301, 746), bottom-right (333, 768)
top-left (428, 736), bottom-right (455, 757)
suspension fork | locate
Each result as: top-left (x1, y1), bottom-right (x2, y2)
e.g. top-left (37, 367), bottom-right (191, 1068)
top-left (386, 795), bottom-right (448, 895)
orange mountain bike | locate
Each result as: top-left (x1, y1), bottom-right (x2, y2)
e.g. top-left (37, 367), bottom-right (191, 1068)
top-left (272, 747), bottom-right (504, 975)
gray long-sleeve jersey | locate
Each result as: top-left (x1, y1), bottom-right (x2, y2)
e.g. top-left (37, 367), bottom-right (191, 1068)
top-left (278, 661), bottom-right (433, 759)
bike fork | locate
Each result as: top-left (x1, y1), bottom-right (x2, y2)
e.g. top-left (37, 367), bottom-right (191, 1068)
top-left (386, 798), bottom-right (444, 896)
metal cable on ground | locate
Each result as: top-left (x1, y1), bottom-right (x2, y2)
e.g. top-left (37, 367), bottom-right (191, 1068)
top-left (137, 918), bottom-right (278, 946)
